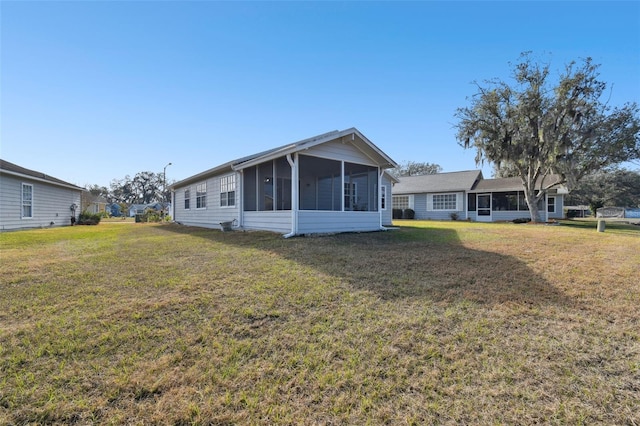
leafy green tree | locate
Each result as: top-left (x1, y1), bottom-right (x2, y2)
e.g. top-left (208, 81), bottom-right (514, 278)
top-left (391, 161), bottom-right (442, 177)
top-left (108, 172), bottom-right (168, 205)
top-left (86, 184), bottom-right (109, 199)
top-left (455, 53), bottom-right (640, 222)
top-left (566, 168), bottom-right (640, 209)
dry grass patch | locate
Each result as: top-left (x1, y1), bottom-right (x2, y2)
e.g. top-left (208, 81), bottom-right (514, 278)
top-left (1, 221), bottom-right (638, 424)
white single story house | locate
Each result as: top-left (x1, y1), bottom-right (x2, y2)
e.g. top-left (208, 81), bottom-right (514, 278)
top-left (170, 128), bottom-right (398, 236)
top-left (392, 170), bottom-right (568, 222)
top-left (0, 159), bottom-right (83, 231)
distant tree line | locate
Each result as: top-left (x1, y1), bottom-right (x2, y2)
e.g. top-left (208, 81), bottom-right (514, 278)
top-left (564, 168), bottom-right (640, 211)
top-left (86, 171), bottom-right (174, 205)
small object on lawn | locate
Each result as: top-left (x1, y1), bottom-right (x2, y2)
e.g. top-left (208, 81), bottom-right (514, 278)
top-left (220, 221), bottom-right (233, 232)
top-left (597, 219), bottom-right (606, 232)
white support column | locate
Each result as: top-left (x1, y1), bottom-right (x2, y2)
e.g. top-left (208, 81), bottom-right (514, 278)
top-left (378, 169), bottom-right (384, 228)
top-left (284, 153), bottom-right (298, 238)
top-left (238, 170), bottom-right (244, 228)
top-left (341, 161), bottom-right (345, 212)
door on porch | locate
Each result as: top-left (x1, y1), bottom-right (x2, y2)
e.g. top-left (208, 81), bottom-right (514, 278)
top-left (477, 194), bottom-right (492, 222)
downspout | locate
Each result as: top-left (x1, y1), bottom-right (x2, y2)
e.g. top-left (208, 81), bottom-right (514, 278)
top-left (283, 153), bottom-right (298, 238)
top-left (170, 190), bottom-right (175, 221)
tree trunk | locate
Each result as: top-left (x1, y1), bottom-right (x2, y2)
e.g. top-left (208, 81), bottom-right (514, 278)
top-left (524, 186), bottom-right (543, 223)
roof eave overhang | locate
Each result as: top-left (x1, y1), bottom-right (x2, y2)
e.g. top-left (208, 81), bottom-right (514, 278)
top-left (0, 169), bottom-right (83, 191)
top-left (233, 128), bottom-right (398, 171)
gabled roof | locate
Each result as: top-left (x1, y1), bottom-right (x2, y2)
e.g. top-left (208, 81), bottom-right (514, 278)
top-left (0, 159), bottom-right (83, 190)
top-left (471, 174), bottom-right (564, 192)
top-left (171, 128), bottom-right (397, 189)
top-left (393, 170), bottom-right (483, 195)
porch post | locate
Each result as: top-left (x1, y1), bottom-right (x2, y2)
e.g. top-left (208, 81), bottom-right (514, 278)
top-left (341, 161), bottom-right (345, 212)
top-left (238, 170), bottom-right (244, 228)
top-left (379, 169), bottom-right (384, 228)
top-left (285, 153), bottom-right (298, 236)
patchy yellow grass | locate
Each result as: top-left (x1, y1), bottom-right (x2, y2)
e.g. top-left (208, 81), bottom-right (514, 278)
top-left (1, 221), bottom-right (638, 424)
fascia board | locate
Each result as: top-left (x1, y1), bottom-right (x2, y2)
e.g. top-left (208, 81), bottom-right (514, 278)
top-left (0, 170), bottom-right (83, 191)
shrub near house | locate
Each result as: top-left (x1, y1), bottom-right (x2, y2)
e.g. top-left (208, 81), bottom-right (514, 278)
top-left (77, 212), bottom-right (102, 225)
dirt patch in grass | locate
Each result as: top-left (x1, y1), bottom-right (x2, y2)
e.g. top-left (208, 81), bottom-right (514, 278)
top-left (1, 221), bottom-right (638, 424)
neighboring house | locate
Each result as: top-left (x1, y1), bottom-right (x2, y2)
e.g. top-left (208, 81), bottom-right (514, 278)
top-left (81, 191), bottom-right (108, 214)
top-left (392, 170), bottom-right (482, 220)
top-left (170, 128), bottom-right (398, 236)
top-left (106, 203), bottom-right (122, 217)
top-left (0, 159), bottom-right (83, 231)
top-left (128, 204), bottom-right (147, 217)
top-left (468, 175), bottom-right (567, 222)
top-left (128, 203), bottom-right (163, 217)
top-left (393, 171), bottom-right (568, 222)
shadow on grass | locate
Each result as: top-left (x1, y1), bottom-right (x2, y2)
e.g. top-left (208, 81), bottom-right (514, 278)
top-left (160, 223), bottom-right (577, 308)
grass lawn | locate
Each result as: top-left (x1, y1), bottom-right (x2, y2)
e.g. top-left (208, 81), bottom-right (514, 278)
top-left (1, 220), bottom-right (639, 424)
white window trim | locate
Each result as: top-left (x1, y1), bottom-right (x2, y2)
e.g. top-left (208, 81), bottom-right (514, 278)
top-left (392, 194), bottom-right (414, 210)
top-left (428, 193), bottom-right (460, 211)
top-left (219, 174), bottom-right (237, 208)
top-left (184, 188), bottom-right (191, 210)
top-left (547, 196), bottom-right (556, 213)
top-left (196, 182), bottom-right (207, 209)
top-left (380, 185), bottom-right (387, 210)
top-left (22, 183), bottom-right (33, 219)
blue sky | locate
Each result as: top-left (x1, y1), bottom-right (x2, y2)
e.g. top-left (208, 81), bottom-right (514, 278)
top-left (2, 1), bottom-right (639, 188)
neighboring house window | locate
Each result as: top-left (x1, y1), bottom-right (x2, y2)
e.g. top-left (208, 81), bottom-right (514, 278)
top-left (380, 186), bottom-right (387, 210)
top-left (184, 188), bottom-right (190, 210)
top-left (196, 183), bottom-right (207, 209)
top-left (393, 195), bottom-right (410, 210)
top-left (547, 196), bottom-right (556, 213)
top-left (432, 193), bottom-right (457, 210)
top-left (220, 174), bottom-right (236, 207)
top-left (22, 183), bottom-right (33, 218)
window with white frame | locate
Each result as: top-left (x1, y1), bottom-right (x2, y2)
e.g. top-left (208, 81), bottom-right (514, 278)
top-left (547, 196), bottom-right (556, 213)
top-left (22, 183), bottom-right (33, 218)
top-left (184, 188), bottom-right (190, 209)
top-left (196, 182), bottom-right (207, 209)
top-left (392, 195), bottom-right (410, 210)
top-left (380, 186), bottom-right (387, 210)
top-left (220, 174), bottom-right (236, 207)
top-left (432, 193), bottom-right (457, 210)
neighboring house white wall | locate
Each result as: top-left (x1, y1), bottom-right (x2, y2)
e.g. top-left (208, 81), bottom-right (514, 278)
top-left (0, 174), bottom-right (81, 230)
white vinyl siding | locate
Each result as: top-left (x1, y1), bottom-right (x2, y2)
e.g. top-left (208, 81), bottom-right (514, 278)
top-left (172, 173), bottom-right (240, 230)
top-left (298, 211), bottom-right (380, 234)
top-left (0, 174), bottom-right (81, 230)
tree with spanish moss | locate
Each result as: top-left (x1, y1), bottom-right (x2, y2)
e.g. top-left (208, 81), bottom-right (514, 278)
top-left (455, 53), bottom-right (640, 222)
